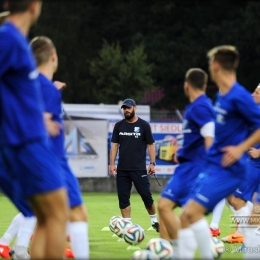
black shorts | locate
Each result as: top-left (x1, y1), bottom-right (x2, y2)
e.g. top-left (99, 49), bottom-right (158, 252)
top-left (116, 170), bottom-right (154, 209)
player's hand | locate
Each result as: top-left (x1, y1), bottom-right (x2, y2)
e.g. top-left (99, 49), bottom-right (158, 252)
top-left (45, 118), bottom-right (62, 136)
top-left (54, 81), bottom-right (66, 91)
top-left (147, 165), bottom-right (155, 176)
top-left (109, 165), bottom-right (117, 177)
top-left (221, 146), bottom-right (244, 167)
top-left (248, 147), bottom-right (260, 158)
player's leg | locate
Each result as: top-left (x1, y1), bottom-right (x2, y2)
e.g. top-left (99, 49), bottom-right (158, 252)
top-left (29, 189), bottom-right (68, 259)
top-left (0, 154), bottom-right (35, 259)
top-left (222, 165), bottom-right (259, 245)
top-left (181, 199), bottom-right (212, 259)
top-left (131, 170), bottom-right (159, 231)
top-left (209, 199), bottom-right (225, 236)
top-left (159, 162), bottom-right (204, 258)
top-left (2, 140), bottom-right (69, 259)
top-left (116, 170), bottom-right (133, 220)
top-left (0, 213), bottom-right (24, 258)
top-left (11, 216), bottom-right (37, 259)
top-left (180, 166), bottom-right (243, 259)
top-left (63, 158), bottom-right (89, 259)
top-left (179, 208), bottom-right (198, 259)
top-left (158, 197), bottom-right (179, 251)
top-left (158, 172), bottom-right (180, 240)
top-left (68, 205), bottom-right (89, 259)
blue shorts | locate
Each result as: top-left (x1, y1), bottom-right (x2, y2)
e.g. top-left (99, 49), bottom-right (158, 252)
top-left (233, 162), bottom-right (260, 201)
top-left (0, 153), bottom-right (33, 217)
top-left (191, 164), bottom-right (244, 213)
top-left (60, 157), bottom-right (83, 208)
top-left (161, 161), bottom-right (203, 207)
top-left (1, 138), bottom-right (64, 199)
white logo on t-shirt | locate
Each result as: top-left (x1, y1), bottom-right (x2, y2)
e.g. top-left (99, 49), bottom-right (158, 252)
top-left (134, 127), bottom-right (140, 133)
top-left (28, 70), bottom-right (39, 80)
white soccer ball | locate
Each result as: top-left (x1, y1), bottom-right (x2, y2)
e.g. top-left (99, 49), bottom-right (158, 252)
top-left (109, 215), bottom-right (123, 233)
top-left (131, 249), bottom-right (160, 260)
top-left (123, 224), bottom-right (145, 245)
top-left (114, 219), bottom-right (132, 238)
top-left (211, 237), bottom-right (225, 259)
top-left (146, 238), bottom-right (173, 260)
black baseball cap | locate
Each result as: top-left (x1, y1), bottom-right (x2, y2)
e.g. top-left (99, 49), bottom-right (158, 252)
top-left (121, 98), bottom-right (136, 108)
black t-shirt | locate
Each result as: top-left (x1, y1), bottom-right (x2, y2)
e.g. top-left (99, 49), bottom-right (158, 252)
top-left (111, 117), bottom-right (155, 170)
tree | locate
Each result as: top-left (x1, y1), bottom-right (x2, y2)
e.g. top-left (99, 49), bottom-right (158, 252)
top-left (89, 40), bottom-right (155, 104)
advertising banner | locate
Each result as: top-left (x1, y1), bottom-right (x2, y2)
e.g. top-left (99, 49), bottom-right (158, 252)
top-left (108, 121), bottom-right (183, 176)
top-left (64, 120), bottom-right (108, 177)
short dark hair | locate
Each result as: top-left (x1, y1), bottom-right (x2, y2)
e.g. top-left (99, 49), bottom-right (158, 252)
top-left (30, 36), bottom-right (55, 66)
top-left (185, 68), bottom-right (208, 90)
top-left (6, 0), bottom-right (41, 14)
top-left (207, 45), bottom-right (239, 71)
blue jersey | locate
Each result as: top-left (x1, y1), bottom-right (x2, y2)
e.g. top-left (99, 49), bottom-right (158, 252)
top-left (38, 74), bottom-right (64, 158)
top-left (177, 94), bottom-right (215, 163)
top-left (0, 22), bottom-right (46, 145)
top-left (207, 82), bottom-right (260, 172)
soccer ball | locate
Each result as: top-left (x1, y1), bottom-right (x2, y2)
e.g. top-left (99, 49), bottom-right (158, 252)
top-left (123, 224), bottom-right (145, 245)
top-left (131, 249), bottom-right (160, 260)
top-left (109, 215), bottom-right (122, 233)
top-left (146, 238), bottom-right (173, 260)
top-left (114, 219), bottom-right (132, 238)
top-left (211, 237), bottom-right (225, 259)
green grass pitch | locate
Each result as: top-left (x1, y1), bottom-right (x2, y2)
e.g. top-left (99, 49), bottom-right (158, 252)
top-left (0, 192), bottom-right (243, 259)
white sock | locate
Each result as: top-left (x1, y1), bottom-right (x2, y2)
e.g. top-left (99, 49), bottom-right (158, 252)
top-left (246, 201), bottom-right (253, 212)
top-left (149, 214), bottom-right (158, 224)
top-left (170, 239), bottom-right (179, 259)
top-left (0, 213), bottom-right (25, 246)
top-left (69, 221), bottom-right (89, 259)
top-left (190, 218), bottom-right (214, 259)
top-left (210, 199), bottom-right (225, 230)
top-left (15, 216), bottom-right (37, 249)
top-left (123, 218), bottom-right (131, 222)
top-left (234, 206), bottom-right (251, 236)
top-left (178, 228), bottom-right (197, 259)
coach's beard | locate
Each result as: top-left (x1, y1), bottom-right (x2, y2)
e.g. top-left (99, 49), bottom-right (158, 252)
top-left (124, 110), bottom-right (135, 120)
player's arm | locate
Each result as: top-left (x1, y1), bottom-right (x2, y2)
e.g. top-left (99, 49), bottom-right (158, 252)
top-left (43, 112), bottom-right (62, 137)
top-left (222, 128), bottom-right (260, 167)
top-left (200, 121), bottom-right (215, 150)
top-left (53, 81), bottom-right (66, 91)
top-left (147, 143), bottom-right (156, 175)
top-left (109, 143), bottom-right (118, 177)
top-left (248, 147), bottom-right (260, 158)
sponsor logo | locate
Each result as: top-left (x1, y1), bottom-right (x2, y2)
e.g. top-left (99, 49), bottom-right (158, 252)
top-left (134, 127), bottom-right (140, 133)
top-left (163, 189), bottom-right (174, 197)
top-left (65, 127), bottom-right (97, 157)
top-left (119, 132), bottom-right (141, 137)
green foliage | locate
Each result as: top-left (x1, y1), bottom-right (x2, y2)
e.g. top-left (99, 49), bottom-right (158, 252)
top-left (89, 41), bottom-right (155, 104)
top-left (30, 0), bottom-right (260, 109)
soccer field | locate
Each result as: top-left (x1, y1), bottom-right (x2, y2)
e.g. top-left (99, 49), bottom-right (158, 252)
top-left (0, 192), bottom-right (243, 259)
